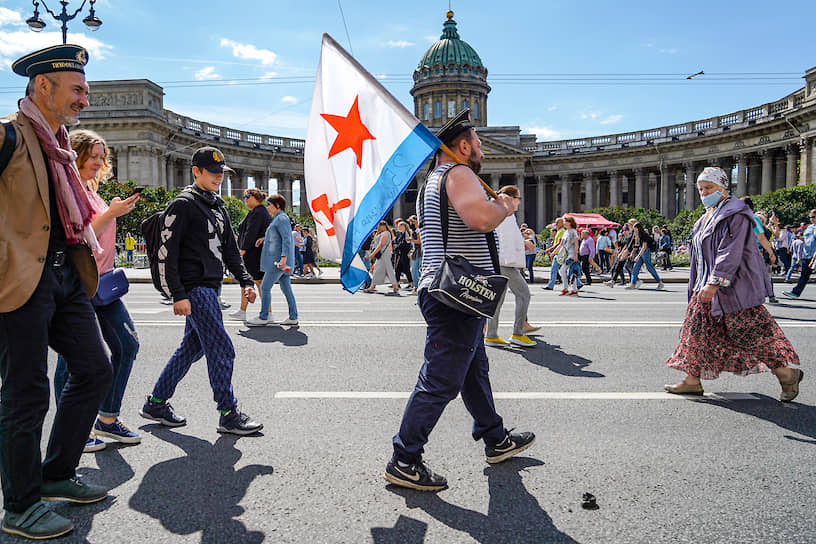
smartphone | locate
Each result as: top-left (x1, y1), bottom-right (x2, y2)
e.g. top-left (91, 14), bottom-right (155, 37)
top-left (129, 186), bottom-right (145, 197)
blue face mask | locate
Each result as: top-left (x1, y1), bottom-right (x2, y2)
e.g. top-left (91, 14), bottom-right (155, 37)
top-left (701, 191), bottom-right (723, 208)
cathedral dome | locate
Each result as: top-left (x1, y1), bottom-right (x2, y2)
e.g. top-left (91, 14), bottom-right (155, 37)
top-left (417, 10), bottom-right (484, 70)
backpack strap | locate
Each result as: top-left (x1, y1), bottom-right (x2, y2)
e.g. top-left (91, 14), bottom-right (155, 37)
top-left (0, 120), bottom-right (18, 177)
top-left (176, 191), bottom-right (227, 245)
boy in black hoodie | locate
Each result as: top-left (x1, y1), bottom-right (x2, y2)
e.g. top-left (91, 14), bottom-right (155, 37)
top-left (140, 147), bottom-right (262, 435)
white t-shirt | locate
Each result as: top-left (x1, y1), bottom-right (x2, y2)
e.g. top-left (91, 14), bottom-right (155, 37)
top-left (495, 215), bottom-right (525, 268)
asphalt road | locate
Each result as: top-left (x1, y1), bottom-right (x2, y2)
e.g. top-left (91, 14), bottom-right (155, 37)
top-left (15, 280), bottom-right (816, 544)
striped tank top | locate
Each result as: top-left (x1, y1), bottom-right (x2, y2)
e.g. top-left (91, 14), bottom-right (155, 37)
top-left (417, 163), bottom-right (497, 291)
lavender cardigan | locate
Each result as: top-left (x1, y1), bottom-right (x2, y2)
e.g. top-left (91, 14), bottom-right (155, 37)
top-left (688, 197), bottom-right (772, 317)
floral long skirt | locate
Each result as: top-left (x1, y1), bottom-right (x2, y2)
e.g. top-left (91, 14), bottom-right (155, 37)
top-left (665, 293), bottom-right (799, 380)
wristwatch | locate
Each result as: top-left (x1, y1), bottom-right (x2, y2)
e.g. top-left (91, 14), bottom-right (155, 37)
top-left (707, 276), bottom-right (730, 287)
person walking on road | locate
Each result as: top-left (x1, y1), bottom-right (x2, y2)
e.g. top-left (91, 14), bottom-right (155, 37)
top-left (0, 45), bottom-right (112, 540)
top-left (625, 222), bottom-right (664, 290)
top-left (140, 147), bottom-right (263, 436)
top-left (558, 216), bottom-right (580, 296)
top-left (386, 110), bottom-right (534, 492)
top-left (364, 221), bottom-right (399, 295)
top-left (408, 215), bottom-right (422, 295)
top-left (543, 217), bottom-right (565, 290)
top-left (664, 167), bottom-right (802, 401)
top-left (246, 194), bottom-right (298, 326)
top-left (229, 189), bottom-right (271, 321)
top-left (484, 186), bottom-right (536, 348)
top-left (53, 130), bottom-right (141, 453)
top-left (783, 209), bottom-right (816, 301)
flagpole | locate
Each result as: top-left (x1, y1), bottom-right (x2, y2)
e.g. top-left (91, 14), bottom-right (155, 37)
top-left (438, 143), bottom-right (498, 199)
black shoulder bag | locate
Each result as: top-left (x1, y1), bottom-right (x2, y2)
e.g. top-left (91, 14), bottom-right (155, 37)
top-left (420, 166), bottom-right (508, 319)
top-left (0, 119), bottom-right (18, 177)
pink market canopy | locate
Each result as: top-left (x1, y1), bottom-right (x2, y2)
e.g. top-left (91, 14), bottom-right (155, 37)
top-left (546, 213), bottom-right (621, 230)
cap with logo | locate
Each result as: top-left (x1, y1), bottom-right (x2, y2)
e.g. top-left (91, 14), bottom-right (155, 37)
top-left (436, 108), bottom-right (474, 145)
top-left (12, 44), bottom-right (89, 77)
top-left (191, 146), bottom-right (235, 174)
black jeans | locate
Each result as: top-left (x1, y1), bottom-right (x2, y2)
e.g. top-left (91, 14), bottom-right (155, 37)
top-left (0, 255), bottom-right (111, 513)
top-left (579, 255), bottom-right (592, 285)
top-left (791, 259), bottom-right (813, 297)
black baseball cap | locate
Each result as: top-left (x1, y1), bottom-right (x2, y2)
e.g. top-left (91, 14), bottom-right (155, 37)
top-left (12, 44), bottom-right (89, 77)
top-left (191, 146), bottom-right (235, 174)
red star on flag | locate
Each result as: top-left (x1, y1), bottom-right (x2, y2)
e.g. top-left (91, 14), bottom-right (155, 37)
top-left (320, 96), bottom-right (376, 168)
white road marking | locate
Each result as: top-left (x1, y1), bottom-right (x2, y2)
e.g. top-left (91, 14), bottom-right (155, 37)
top-left (274, 391), bottom-right (759, 400)
top-left (132, 320), bottom-right (816, 327)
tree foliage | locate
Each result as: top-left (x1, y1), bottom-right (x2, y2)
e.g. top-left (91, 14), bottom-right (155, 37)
top-left (584, 206), bottom-right (668, 231)
top-left (748, 184), bottom-right (816, 227)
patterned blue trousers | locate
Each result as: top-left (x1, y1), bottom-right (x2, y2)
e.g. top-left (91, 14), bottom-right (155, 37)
top-left (152, 287), bottom-right (237, 412)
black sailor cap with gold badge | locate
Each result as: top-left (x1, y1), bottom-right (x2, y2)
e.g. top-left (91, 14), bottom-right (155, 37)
top-left (435, 108), bottom-right (474, 145)
top-left (11, 44), bottom-right (89, 77)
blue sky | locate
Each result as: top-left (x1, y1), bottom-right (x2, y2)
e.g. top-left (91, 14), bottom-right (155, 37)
top-left (1, 0), bottom-right (814, 142)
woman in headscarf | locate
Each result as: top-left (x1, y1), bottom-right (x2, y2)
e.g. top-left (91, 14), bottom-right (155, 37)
top-left (664, 167), bottom-right (802, 401)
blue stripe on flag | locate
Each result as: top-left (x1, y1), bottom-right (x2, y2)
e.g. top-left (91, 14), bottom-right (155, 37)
top-left (340, 123), bottom-right (440, 292)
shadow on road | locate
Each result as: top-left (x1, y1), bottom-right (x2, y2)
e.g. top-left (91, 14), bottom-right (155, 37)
top-left (511, 340), bottom-right (604, 378)
top-left (130, 429), bottom-right (274, 543)
top-left (238, 326), bottom-right (308, 346)
top-left (373, 457), bottom-right (579, 544)
top-left (50, 447), bottom-right (135, 543)
top-left (697, 394), bottom-right (816, 444)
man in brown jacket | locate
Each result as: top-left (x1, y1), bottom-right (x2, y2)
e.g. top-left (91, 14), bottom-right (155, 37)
top-left (0, 45), bottom-right (112, 540)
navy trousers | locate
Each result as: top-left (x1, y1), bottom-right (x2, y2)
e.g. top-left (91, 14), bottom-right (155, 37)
top-left (152, 287), bottom-right (238, 412)
top-left (0, 257), bottom-right (111, 513)
top-left (392, 290), bottom-right (506, 464)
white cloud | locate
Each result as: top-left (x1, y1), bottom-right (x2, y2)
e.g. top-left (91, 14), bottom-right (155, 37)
top-left (220, 38), bottom-right (277, 65)
top-left (281, 96), bottom-right (298, 105)
top-left (424, 35), bottom-right (437, 44)
top-left (375, 74), bottom-right (387, 79)
top-left (659, 47), bottom-right (679, 55)
top-left (385, 40), bottom-right (414, 48)
top-left (0, 7), bottom-right (24, 26)
top-left (547, 105), bottom-right (557, 112)
top-left (580, 112), bottom-right (600, 120)
top-left (524, 126), bottom-right (562, 141)
top-left (194, 66), bottom-right (220, 81)
top-left (0, 29), bottom-right (113, 68)
top-left (600, 114), bottom-right (623, 125)
top-left (260, 71), bottom-right (278, 80)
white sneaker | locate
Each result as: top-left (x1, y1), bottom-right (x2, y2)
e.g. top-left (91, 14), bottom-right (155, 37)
top-left (228, 309), bottom-right (246, 320)
top-left (317, 270), bottom-right (324, 278)
top-left (246, 316), bottom-right (275, 327)
top-left (604, 280), bottom-right (614, 288)
top-left (635, 280), bottom-right (644, 289)
top-left (280, 318), bottom-right (299, 326)
top-left (656, 282), bottom-right (665, 290)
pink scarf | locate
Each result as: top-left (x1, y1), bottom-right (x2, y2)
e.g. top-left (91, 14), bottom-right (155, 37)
top-left (19, 96), bottom-right (100, 252)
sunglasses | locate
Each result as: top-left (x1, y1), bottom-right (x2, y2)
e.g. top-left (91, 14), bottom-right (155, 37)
top-left (243, 195), bottom-right (251, 200)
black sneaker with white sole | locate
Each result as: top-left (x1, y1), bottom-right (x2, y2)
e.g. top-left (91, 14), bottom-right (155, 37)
top-left (384, 458), bottom-right (447, 491)
top-left (485, 430), bottom-right (536, 464)
top-left (139, 396), bottom-right (187, 427)
top-left (217, 408), bottom-right (263, 435)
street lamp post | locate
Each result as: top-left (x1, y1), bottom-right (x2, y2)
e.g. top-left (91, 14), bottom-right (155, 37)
top-left (26, 0), bottom-right (102, 44)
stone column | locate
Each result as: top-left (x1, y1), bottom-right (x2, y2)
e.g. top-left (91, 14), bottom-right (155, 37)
top-left (620, 173), bottom-right (630, 207)
top-left (760, 150), bottom-right (774, 194)
top-left (559, 175), bottom-right (570, 215)
top-left (634, 168), bottom-right (646, 208)
top-left (786, 144), bottom-right (799, 187)
top-left (279, 173), bottom-right (292, 210)
top-left (515, 171), bottom-right (526, 224)
top-left (182, 160), bottom-right (191, 188)
top-left (536, 176), bottom-right (546, 231)
top-left (392, 194), bottom-right (403, 220)
top-left (659, 165), bottom-right (672, 217)
top-left (583, 172), bottom-right (594, 210)
top-left (747, 155), bottom-right (761, 195)
top-left (299, 178), bottom-right (308, 215)
top-left (804, 138), bottom-right (815, 185)
top-left (684, 163), bottom-right (697, 210)
top-left (735, 154), bottom-right (747, 196)
top-left (150, 150), bottom-right (160, 189)
top-left (648, 171), bottom-right (658, 209)
top-left (608, 170), bottom-right (620, 207)
top-left (774, 152), bottom-right (786, 191)
top-left (115, 146), bottom-right (130, 183)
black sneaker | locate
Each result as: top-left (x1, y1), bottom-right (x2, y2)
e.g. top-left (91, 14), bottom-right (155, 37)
top-left (41, 477), bottom-right (108, 504)
top-left (485, 430), bottom-right (536, 464)
top-left (217, 408), bottom-right (263, 435)
top-left (384, 458), bottom-right (447, 491)
top-left (139, 396), bottom-right (187, 427)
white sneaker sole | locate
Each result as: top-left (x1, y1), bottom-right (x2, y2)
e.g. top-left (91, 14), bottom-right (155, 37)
top-left (486, 436), bottom-right (536, 464)
top-left (92, 429), bottom-right (142, 444)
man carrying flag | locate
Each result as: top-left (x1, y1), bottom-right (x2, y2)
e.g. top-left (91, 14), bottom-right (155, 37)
top-left (385, 110), bottom-right (535, 491)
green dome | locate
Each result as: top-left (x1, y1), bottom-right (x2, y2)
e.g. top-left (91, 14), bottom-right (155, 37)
top-left (417, 12), bottom-right (484, 70)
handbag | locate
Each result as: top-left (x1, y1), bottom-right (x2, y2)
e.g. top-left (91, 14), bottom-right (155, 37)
top-left (555, 244), bottom-right (568, 265)
top-left (92, 268), bottom-right (129, 306)
top-left (419, 167), bottom-right (508, 319)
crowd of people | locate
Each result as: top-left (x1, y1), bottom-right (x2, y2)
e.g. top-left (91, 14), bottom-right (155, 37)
top-left (0, 45), bottom-right (809, 540)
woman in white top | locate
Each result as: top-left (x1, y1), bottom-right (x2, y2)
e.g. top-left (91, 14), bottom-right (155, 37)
top-left (558, 216), bottom-right (580, 295)
top-left (364, 220), bottom-right (399, 294)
